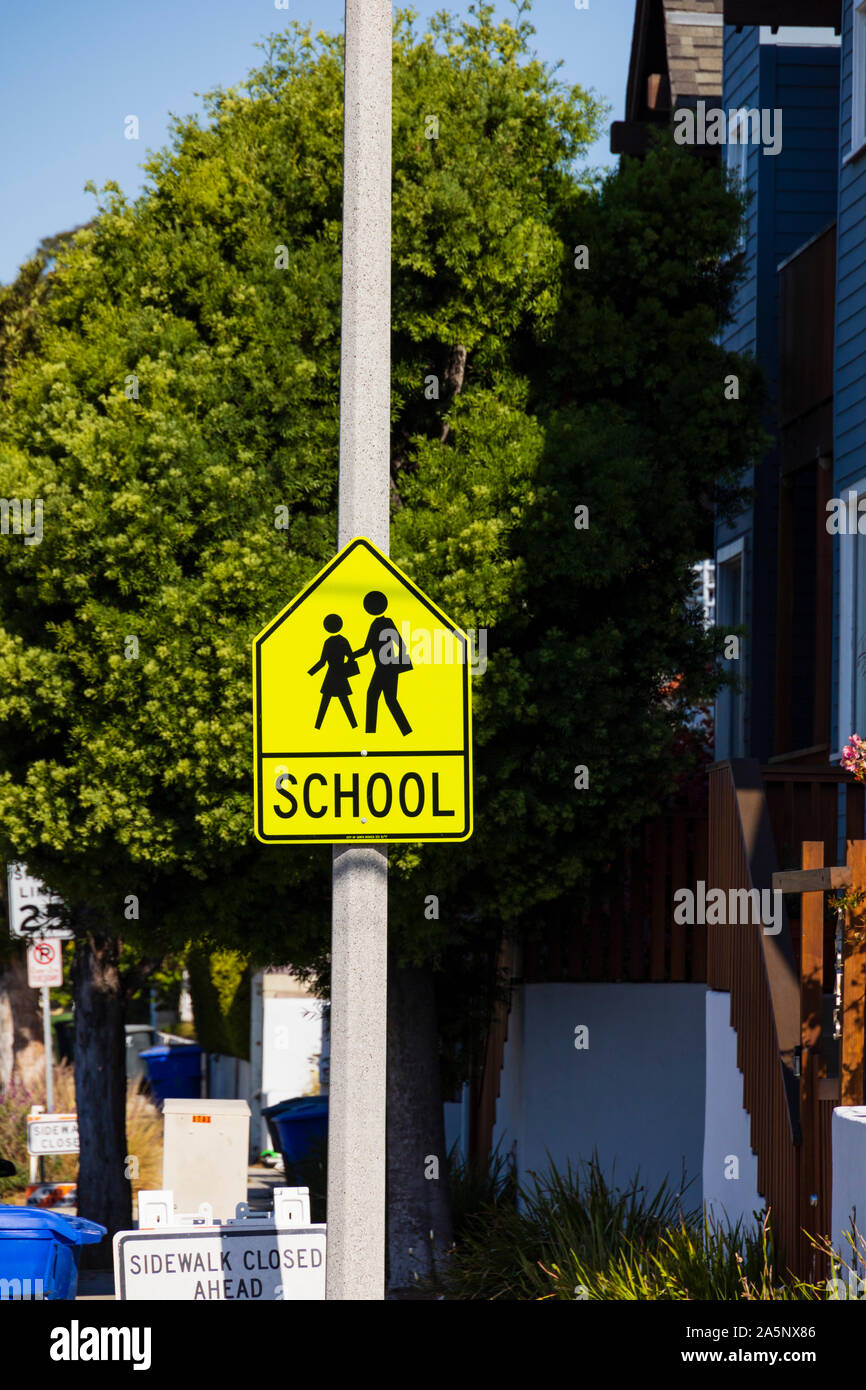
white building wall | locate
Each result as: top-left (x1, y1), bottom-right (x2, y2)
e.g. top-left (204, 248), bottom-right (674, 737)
top-left (492, 982), bottom-right (706, 1205)
top-left (250, 971), bottom-right (325, 1156)
top-left (831, 1106), bottom-right (866, 1277)
top-left (702, 989), bottom-right (762, 1229)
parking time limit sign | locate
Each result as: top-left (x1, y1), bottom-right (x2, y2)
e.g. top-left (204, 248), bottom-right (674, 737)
top-left (253, 537), bottom-right (473, 843)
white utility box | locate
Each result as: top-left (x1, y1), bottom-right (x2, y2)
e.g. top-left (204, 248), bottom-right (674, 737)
top-left (162, 1098), bottom-right (251, 1223)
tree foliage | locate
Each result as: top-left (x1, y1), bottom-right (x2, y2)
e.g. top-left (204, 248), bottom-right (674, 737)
top-left (0, 4), bottom-right (761, 1034)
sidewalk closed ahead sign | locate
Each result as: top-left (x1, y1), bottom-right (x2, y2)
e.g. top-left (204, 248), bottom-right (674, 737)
top-left (253, 537), bottom-right (472, 843)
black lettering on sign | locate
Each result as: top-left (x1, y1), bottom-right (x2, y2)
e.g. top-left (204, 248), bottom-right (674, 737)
top-left (334, 772), bottom-right (360, 817)
top-left (274, 773), bottom-right (297, 818)
top-left (367, 772), bottom-right (392, 818)
top-left (303, 774), bottom-right (327, 818)
top-left (431, 772), bottom-right (454, 816)
top-left (398, 773), bottom-right (424, 817)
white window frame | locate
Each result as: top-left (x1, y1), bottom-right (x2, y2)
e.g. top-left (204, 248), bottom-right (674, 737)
top-left (852, 1), bottom-right (866, 156)
top-left (836, 474), bottom-right (866, 759)
top-left (716, 537), bottom-right (747, 759)
top-left (725, 114), bottom-right (750, 252)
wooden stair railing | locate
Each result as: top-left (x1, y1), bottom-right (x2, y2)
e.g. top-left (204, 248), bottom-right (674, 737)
top-left (708, 760), bottom-right (803, 1269)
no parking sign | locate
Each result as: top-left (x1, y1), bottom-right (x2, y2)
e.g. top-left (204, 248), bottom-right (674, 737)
top-left (27, 939), bottom-right (63, 988)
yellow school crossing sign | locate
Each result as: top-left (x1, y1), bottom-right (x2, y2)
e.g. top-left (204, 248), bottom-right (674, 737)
top-left (253, 538), bottom-right (473, 843)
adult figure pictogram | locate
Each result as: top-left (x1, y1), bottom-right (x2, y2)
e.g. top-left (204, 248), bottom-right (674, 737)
top-left (308, 614), bottom-right (359, 729)
top-left (353, 590), bottom-right (413, 735)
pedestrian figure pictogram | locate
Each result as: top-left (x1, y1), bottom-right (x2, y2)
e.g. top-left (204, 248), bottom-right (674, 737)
top-left (353, 591), bottom-right (413, 735)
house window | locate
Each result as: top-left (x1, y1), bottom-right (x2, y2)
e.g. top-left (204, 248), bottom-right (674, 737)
top-left (725, 114), bottom-right (749, 250)
top-left (854, 1), bottom-right (866, 153)
top-left (852, 531), bottom-right (866, 730)
top-left (715, 540), bottom-right (746, 759)
top-left (838, 480), bottom-right (866, 756)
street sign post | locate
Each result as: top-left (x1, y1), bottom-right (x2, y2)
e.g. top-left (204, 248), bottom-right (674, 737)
top-left (27, 939), bottom-right (63, 989)
top-left (8, 863), bottom-right (71, 939)
top-left (113, 1226), bottom-right (327, 1301)
top-left (253, 537), bottom-right (473, 844)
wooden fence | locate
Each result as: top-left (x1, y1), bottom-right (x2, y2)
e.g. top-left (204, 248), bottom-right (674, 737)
top-left (710, 758), bottom-right (866, 1279)
top-left (523, 810), bottom-right (708, 985)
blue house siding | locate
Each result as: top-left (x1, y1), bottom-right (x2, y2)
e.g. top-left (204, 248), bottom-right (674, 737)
top-left (833, 0), bottom-right (866, 765)
top-left (721, 25), bottom-right (761, 362)
top-left (716, 29), bottom-right (840, 762)
top-left (715, 27), bottom-right (761, 760)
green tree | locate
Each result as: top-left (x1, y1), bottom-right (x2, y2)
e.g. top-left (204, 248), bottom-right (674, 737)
top-left (0, 3), bottom-right (761, 1281)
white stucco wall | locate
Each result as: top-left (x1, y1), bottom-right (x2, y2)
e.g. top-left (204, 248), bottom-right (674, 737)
top-left (702, 989), bottom-right (762, 1230)
top-left (262, 995), bottom-right (325, 1100)
top-left (492, 982), bottom-right (706, 1206)
top-left (831, 1107), bottom-right (866, 1272)
top-left (443, 1083), bottom-right (471, 1165)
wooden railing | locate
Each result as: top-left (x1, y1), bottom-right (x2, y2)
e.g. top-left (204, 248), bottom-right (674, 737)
top-left (763, 764), bottom-right (864, 880)
top-left (709, 759), bottom-right (866, 1277)
top-left (708, 760), bottom-right (804, 1268)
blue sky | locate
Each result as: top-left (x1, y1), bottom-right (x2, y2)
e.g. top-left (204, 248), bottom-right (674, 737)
top-left (0, 0), bottom-right (635, 285)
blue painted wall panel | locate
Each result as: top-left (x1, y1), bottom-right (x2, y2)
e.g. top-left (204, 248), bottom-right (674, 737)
top-left (716, 32), bottom-right (840, 761)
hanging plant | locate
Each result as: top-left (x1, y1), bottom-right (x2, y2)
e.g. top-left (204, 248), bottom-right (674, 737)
top-left (827, 887), bottom-right (866, 949)
top-left (841, 735), bottom-right (866, 782)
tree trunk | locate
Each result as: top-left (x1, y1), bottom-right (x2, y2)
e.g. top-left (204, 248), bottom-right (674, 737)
top-left (0, 953), bottom-right (44, 1091)
top-left (72, 930), bottom-right (130, 1264)
top-left (386, 953), bottom-right (453, 1292)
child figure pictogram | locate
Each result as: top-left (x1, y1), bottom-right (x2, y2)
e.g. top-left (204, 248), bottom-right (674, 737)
top-left (308, 614), bottom-right (359, 729)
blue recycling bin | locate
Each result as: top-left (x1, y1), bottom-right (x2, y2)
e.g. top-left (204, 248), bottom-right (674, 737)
top-left (266, 1096), bottom-right (329, 1169)
top-left (0, 1206), bottom-right (105, 1300)
top-left (262, 1097), bottom-right (307, 1154)
top-left (139, 1043), bottom-right (202, 1103)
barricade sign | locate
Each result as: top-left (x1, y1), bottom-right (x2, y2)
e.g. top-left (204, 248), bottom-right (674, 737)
top-left (113, 1225), bottom-right (327, 1300)
top-left (27, 1112), bottom-right (79, 1156)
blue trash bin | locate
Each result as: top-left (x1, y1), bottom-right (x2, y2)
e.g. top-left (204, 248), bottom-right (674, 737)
top-left (139, 1044), bottom-right (202, 1104)
top-left (0, 1206), bottom-right (105, 1300)
top-left (267, 1096), bottom-right (328, 1169)
top-left (262, 1097), bottom-right (308, 1155)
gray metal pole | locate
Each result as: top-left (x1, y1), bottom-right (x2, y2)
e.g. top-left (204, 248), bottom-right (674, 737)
top-left (326, 0), bottom-right (391, 1301)
top-left (42, 986), bottom-right (53, 1115)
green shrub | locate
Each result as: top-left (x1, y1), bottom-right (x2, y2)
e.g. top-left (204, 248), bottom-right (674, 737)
top-left (0, 1064), bottom-right (79, 1197)
top-left (442, 1155), bottom-right (823, 1301)
top-left (185, 944), bottom-right (251, 1060)
top-left (446, 1139), bottom-right (517, 1243)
